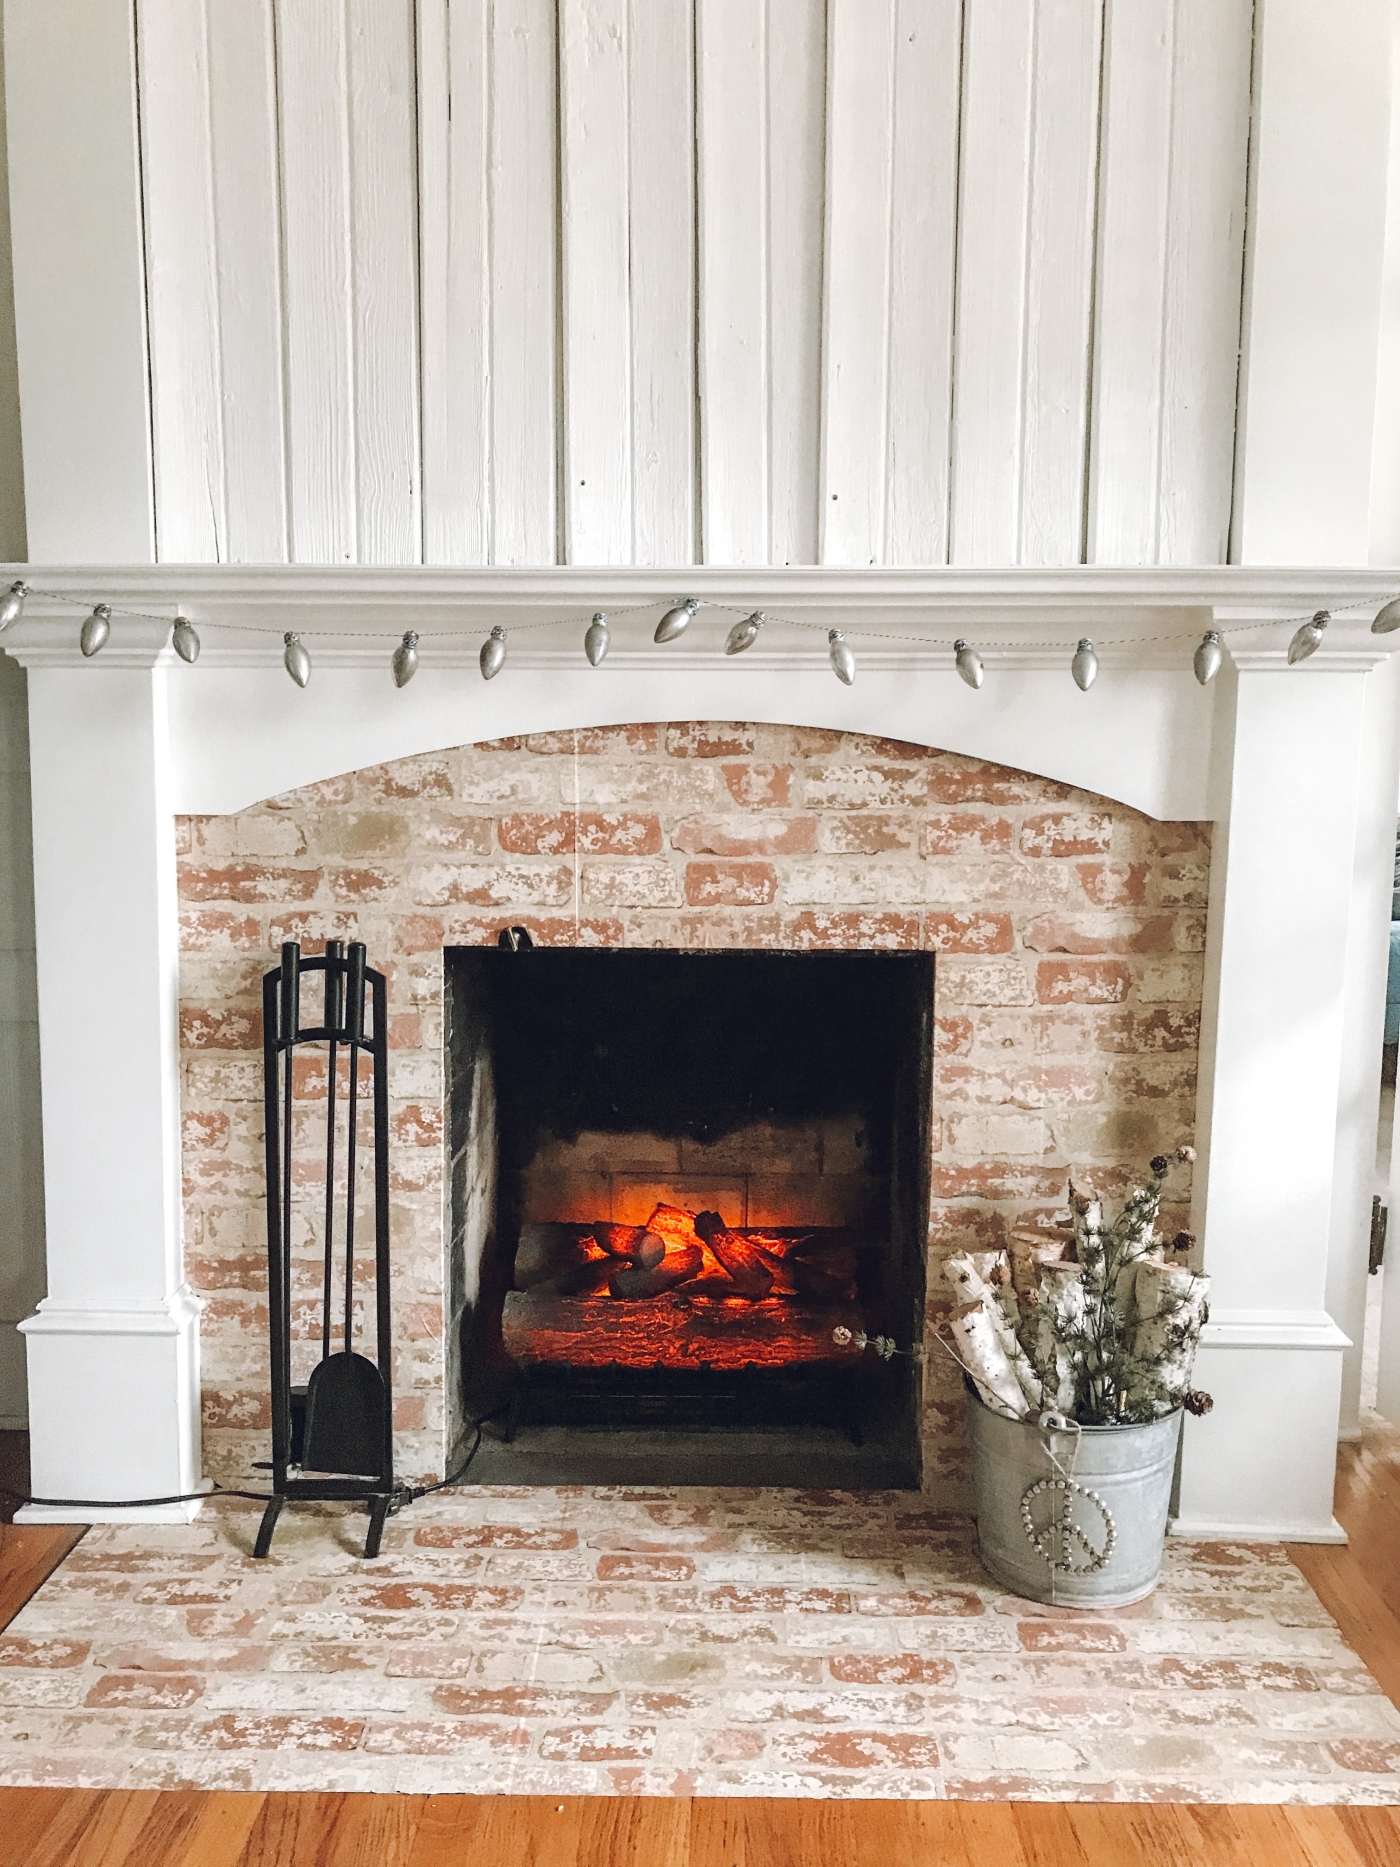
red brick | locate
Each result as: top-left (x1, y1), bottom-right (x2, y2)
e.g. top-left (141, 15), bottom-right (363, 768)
top-left (1021, 812), bottom-right (1112, 857)
top-left (0, 1637), bottom-right (90, 1668)
top-left (722, 763), bottom-right (791, 808)
top-left (666, 722), bottom-right (755, 758)
top-left (181, 1007), bottom-right (261, 1051)
top-left (343, 1582), bottom-right (523, 1612)
top-left (829, 1654), bottom-right (956, 1685)
top-left (201, 1389), bottom-right (271, 1430)
top-left (923, 912), bottom-right (1014, 954)
top-left (435, 915), bottom-right (624, 948)
top-left (180, 864), bottom-right (320, 904)
top-left (414, 1524), bottom-right (578, 1550)
top-left (361, 1719), bottom-right (531, 1756)
top-left (684, 861), bottom-right (778, 907)
top-left (180, 909), bottom-right (263, 952)
top-left (537, 1724), bottom-right (658, 1761)
top-left (929, 761), bottom-right (1072, 806)
top-left (773, 1730), bottom-right (941, 1769)
top-left (1036, 959), bottom-right (1132, 1004)
top-left (326, 866), bottom-right (396, 901)
top-left (673, 815), bottom-right (816, 857)
top-left (393, 1394), bottom-right (427, 1431)
top-left (1017, 1622), bottom-right (1127, 1652)
top-left (778, 911), bottom-right (920, 950)
top-left (1328, 1740), bottom-right (1400, 1773)
top-left (176, 1713), bottom-right (366, 1751)
top-left (1023, 912), bottom-right (1174, 955)
top-left (391, 1104), bottom-right (443, 1147)
top-left (1153, 1658), bottom-right (1319, 1691)
top-left (497, 812), bottom-right (662, 855)
top-left (596, 1554), bottom-right (695, 1582)
top-left (387, 1012), bottom-right (422, 1049)
top-left (817, 814), bottom-right (920, 855)
top-left (935, 1016), bottom-right (974, 1055)
top-left (361, 757), bottom-right (454, 800)
top-left (525, 724), bottom-right (660, 755)
top-left (182, 1109), bottom-right (230, 1149)
top-left (853, 1588), bottom-right (984, 1617)
top-left (266, 912), bottom-right (360, 949)
top-left (802, 763), bottom-right (931, 809)
top-left (1077, 860), bottom-right (1149, 906)
top-left (420, 862), bottom-right (574, 908)
top-left (86, 1672), bottom-right (205, 1710)
top-left (922, 813), bottom-right (1014, 856)
top-left (701, 1586), bottom-right (851, 1614)
top-left (432, 1686), bottom-right (618, 1718)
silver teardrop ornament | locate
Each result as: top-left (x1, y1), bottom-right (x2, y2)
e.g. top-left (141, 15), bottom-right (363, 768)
top-left (0, 580), bottom-right (27, 632)
top-left (1193, 631), bottom-right (1223, 685)
top-left (480, 625), bottom-right (507, 679)
top-left (725, 611), bottom-right (764, 655)
top-left (1071, 638), bottom-right (1098, 691)
top-left (654, 597), bottom-right (698, 643)
top-left (1288, 611), bottom-right (1328, 664)
top-left (80, 604), bottom-right (111, 658)
top-left (954, 639), bottom-right (984, 689)
top-left (172, 616), bottom-right (201, 663)
top-left (284, 632), bottom-right (311, 687)
top-left (828, 630), bottom-right (856, 685)
top-left (585, 612), bottom-right (610, 666)
top-left (1373, 597), bottom-right (1400, 634)
top-left (392, 631), bottom-right (419, 687)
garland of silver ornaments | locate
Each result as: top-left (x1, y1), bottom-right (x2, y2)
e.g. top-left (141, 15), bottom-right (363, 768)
top-left (0, 578), bottom-right (1397, 689)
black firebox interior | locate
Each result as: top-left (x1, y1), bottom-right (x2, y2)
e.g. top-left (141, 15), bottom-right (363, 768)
top-left (444, 947), bottom-right (934, 1487)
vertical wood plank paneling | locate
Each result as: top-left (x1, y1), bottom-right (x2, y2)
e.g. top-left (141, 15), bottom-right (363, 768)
top-left (137, 0), bottom-right (226, 562)
top-left (883, 0), bottom-right (962, 566)
top-left (206, 0), bottom-right (288, 561)
top-left (698, 0), bottom-right (825, 564)
top-left (1158, 0), bottom-right (1251, 564)
top-left (819, 0), bottom-right (897, 566)
top-left (560, 0), bottom-right (633, 563)
top-left (1088, 0), bottom-right (1251, 565)
top-left (950, 0), bottom-right (1101, 566)
top-left (346, 0), bottom-right (420, 564)
top-left (697, 0), bottom-right (769, 563)
top-left (417, 0), bottom-right (489, 564)
top-left (1017, 0), bottom-right (1102, 563)
top-left (626, 0), bottom-right (696, 565)
top-left (765, 0), bottom-right (825, 565)
top-left (274, 0), bottom-right (355, 562)
top-left (489, 0), bottom-right (559, 564)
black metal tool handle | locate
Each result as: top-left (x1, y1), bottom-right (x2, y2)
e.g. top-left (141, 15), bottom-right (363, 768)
top-left (344, 943), bottom-right (367, 1353)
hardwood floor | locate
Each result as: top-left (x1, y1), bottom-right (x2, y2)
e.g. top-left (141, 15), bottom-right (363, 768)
top-left (0, 1421), bottom-right (1399, 1863)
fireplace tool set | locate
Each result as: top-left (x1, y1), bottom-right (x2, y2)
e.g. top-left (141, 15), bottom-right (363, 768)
top-left (257, 939), bottom-right (399, 1559)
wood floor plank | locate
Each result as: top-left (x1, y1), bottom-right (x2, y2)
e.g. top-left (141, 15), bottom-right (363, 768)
top-left (13, 1786), bottom-right (110, 1867)
top-left (1331, 1806), bottom-right (1400, 1867)
top-left (1067, 1804), bottom-right (1202, 1867)
top-left (0, 1522), bottom-right (85, 1632)
top-left (1276, 1805), bottom-right (1377, 1866)
top-left (314, 1790), bottom-right (425, 1867)
top-left (407, 1795), bottom-right (585, 1867)
top-left (1289, 1541), bottom-right (1400, 1710)
top-left (578, 1794), bottom-right (689, 1867)
top-left (237, 1791), bottom-right (346, 1866)
top-left (948, 1801), bottom-right (1033, 1864)
top-left (53, 1789), bottom-right (162, 1866)
top-left (1012, 1800), bottom-right (1091, 1867)
top-left (164, 1791), bottom-right (267, 1867)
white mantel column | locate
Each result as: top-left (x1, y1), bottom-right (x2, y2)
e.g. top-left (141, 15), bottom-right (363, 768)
top-left (12, 622), bottom-right (202, 1520)
top-left (1176, 636), bottom-right (1389, 1542)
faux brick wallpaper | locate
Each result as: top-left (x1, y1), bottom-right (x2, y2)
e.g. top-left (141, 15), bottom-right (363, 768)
top-left (175, 724), bottom-right (1210, 1496)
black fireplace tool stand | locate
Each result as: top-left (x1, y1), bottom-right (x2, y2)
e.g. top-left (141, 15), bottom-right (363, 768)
top-left (257, 940), bottom-right (402, 1560)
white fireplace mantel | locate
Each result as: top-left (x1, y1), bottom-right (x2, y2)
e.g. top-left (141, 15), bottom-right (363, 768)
top-left (5, 563), bottom-right (1400, 1538)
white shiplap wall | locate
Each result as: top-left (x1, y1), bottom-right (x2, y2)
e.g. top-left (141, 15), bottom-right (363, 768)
top-left (136, 0), bottom-right (1253, 568)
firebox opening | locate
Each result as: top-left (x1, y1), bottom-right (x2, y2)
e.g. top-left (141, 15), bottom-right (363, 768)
top-left (445, 948), bottom-right (933, 1487)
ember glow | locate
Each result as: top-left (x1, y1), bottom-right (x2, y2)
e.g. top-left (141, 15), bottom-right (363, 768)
top-left (504, 1203), bottom-right (871, 1370)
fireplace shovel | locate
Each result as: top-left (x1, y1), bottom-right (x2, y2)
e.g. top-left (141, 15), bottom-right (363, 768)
top-left (301, 1348), bottom-right (387, 1479)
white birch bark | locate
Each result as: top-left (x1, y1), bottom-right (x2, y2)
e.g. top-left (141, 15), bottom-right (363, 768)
top-left (947, 1299), bottom-right (1032, 1418)
top-left (945, 1251), bottom-right (1043, 1410)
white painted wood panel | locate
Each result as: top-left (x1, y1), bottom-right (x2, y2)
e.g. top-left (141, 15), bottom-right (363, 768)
top-left (274, 0), bottom-right (356, 562)
top-left (950, 0), bottom-right (1102, 566)
top-left (206, 1), bottom-right (288, 562)
top-left (137, 0), bottom-right (224, 563)
top-left (1089, 0), bottom-right (1251, 565)
top-left (6, 0), bottom-right (155, 561)
top-left (698, 0), bottom-right (825, 565)
top-left (822, 0), bottom-right (961, 566)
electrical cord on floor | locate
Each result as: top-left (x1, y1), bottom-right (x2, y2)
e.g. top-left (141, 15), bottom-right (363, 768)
top-left (0, 1406), bottom-right (508, 1513)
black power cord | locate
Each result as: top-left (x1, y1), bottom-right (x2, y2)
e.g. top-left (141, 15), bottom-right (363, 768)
top-left (0, 1407), bottom-right (507, 1514)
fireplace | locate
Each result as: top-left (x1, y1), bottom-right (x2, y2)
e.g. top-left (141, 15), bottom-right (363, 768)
top-left (444, 946), bottom-right (933, 1487)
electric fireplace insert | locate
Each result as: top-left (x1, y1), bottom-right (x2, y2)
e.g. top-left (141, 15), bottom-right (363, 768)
top-left (444, 947), bottom-right (933, 1487)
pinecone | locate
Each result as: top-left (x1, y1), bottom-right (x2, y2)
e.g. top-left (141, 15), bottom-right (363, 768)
top-left (1183, 1389), bottom-right (1214, 1417)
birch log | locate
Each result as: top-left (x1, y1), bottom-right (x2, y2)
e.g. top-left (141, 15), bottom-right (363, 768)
top-left (945, 1250), bottom-right (1043, 1410)
top-left (947, 1299), bottom-right (1031, 1419)
top-left (1127, 1260), bottom-right (1210, 1406)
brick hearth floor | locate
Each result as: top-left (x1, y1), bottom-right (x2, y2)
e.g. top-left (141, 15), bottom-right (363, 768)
top-left (0, 1487), bottom-right (1397, 1802)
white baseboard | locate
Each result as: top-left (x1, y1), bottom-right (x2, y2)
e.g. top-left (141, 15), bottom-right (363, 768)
top-left (17, 1481), bottom-right (211, 1526)
top-left (1170, 1514), bottom-right (1347, 1545)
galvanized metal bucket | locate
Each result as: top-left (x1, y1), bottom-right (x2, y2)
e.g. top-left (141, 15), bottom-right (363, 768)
top-left (965, 1379), bottom-right (1182, 1608)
